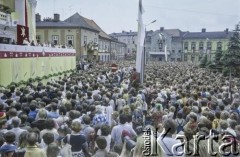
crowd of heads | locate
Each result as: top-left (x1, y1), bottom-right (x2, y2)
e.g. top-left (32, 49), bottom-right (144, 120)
top-left (0, 61), bottom-right (239, 157)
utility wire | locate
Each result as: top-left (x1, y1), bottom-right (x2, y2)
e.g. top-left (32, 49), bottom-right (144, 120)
top-left (145, 5), bottom-right (239, 18)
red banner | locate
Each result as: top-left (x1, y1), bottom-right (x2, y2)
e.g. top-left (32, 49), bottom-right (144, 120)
top-left (17, 25), bottom-right (29, 45)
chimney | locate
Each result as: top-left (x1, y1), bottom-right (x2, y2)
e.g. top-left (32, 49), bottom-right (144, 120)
top-left (225, 28), bottom-right (229, 34)
top-left (160, 27), bottom-right (164, 31)
top-left (36, 13), bottom-right (41, 22)
top-left (122, 30), bottom-right (125, 33)
top-left (130, 30), bottom-right (132, 32)
top-left (53, 13), bottom-right (60, 22)
top-left (202, 28), bottom-right (206, 33)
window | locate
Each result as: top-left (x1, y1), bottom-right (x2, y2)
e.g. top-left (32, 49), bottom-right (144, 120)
top-left (52, 35), bottom-right (59, 45)
top-left (217, 41), bottom-right (222, 51)
top-left (36, 35), bottom-right (40, 43)
top-left (99, 41), bottom-right (102, 49)
top-left (84, 36), bottom-right (87, 44)
top-left (199, 42), bottom-right (204, 50)
top-left (172, 50), bottom-right (175, 53)
top-left (184, 42), bottom-right (188, 50)
top-left (207, 41), bottom-right (212, 50)
top-left (158, 40), bottom-right (163, 50)
top-left (94, 38), bottom-right (98, 44)
top-left (0, 13), bottom-right (7, 21)
top-left (178, 50), bottom-right (181, 53)
top-left (66, 35), bottom-right (74, 46)
top-left (191, 42), bottom-right (196, 50)
top-left (128, 39), bottom-right (130, 44)
top-left (132, 40), bottom-right (135, 44)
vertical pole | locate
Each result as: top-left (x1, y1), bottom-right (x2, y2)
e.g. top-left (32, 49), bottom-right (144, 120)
top-left (164, 45), bottom-right (167, 62)
top-left (229, 67), bottom-right (232, 102)
top-left (144, 28), bottom-right (147, 65)
top-left (141, 49), bottom-right (144, 84)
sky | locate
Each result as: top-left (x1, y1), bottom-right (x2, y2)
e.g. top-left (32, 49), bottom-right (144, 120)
top-left (36, 0), bottom-right (240, 34)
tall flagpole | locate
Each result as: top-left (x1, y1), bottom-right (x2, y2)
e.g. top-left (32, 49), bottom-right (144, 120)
top-left (136, 0), bottom-right (145, 84)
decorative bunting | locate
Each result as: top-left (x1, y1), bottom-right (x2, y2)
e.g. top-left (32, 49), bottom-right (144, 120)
top-left (0, 51), bottom-right (75, 59)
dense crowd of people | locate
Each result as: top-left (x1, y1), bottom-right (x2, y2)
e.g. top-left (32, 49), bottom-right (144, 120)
top-left (0, 62), bottom-right (240, 157)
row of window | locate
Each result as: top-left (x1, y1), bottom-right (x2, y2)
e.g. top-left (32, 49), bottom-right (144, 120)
top-left (83, 36), bottom-right (98, 45)
top-left (184, 41), bottom-right (222, 51)
top-left (121, 38), bottom-right (135, 44)
top-left (36, 35), bottom-right (74, 46)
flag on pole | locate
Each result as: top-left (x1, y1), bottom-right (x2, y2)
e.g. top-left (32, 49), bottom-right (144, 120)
top-left (164, 45), bottom-right (167, 62)
top-left (136, 0), bottom-right (145, 84)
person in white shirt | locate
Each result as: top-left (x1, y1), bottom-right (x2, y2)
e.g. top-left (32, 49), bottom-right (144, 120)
top-left (105, 98), bottom-right (113, 126)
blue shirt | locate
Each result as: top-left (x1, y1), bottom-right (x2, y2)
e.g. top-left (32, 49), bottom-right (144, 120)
top-left (47, 111), bottom-right (59, 119)
top-left (92, 113), bottom-right (108, 126)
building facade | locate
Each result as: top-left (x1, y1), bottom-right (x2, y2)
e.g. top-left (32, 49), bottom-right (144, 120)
top-left (148, 28), bottom-right (183, 61)
top-left (110, 31), bottom-right (137, 55)
top-left (0, 0), bottom-right (16, 43)
top-left (36, 12), bottom-right (127, 62)
top-left (182, 28), bottom-right (231, 63)
top-left (36, 13), bottom-right (99, 60)
top-left (110, 38), bottom-right (127, 61)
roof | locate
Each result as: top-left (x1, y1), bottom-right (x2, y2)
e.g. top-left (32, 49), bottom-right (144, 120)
top-left (36, 21), bottom-right (79, 28)
top-left (154, 29), bottom-right (182, 37)
top-left (64, 13), bottom-right (99, 32)
top-left (83, 17), bottom-right (111, 40)
top-left (182, 31), bottom-right (232, 40)
top-left (110, 37), bottom-right (127, 46)
top-left (109, 31), bottom-right (137, 37)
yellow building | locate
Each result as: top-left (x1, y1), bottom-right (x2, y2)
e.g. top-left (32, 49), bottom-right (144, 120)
top-left (183, 28), bottom-right (232, 63)
top-left (36, 13), bottom-right (100, 60)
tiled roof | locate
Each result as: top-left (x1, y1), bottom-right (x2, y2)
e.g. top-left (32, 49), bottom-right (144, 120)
top-left (36, 21), bottom-right (79, 28)
top-left (64, 13), bottom-right (99, 32)
top-left (83, 17), bottom-right (111, 40)
top-left (36, 13), bottom-right (100, 32)
top-left (109, 31), bottom-right (137, 37)
top-left (154, 29), bottom-right (182, 37)
top-left (182, 31), bottom-right (232, 39)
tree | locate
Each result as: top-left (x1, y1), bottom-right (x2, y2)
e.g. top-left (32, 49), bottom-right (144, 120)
top-left (199, 54), bottom-right (207, 68)
top-left (211, 49), bottom-right (224, 72)
top-left (221, 23), bottom-right (240, 76)
top-left (221, 23), bottom-right (240, 101)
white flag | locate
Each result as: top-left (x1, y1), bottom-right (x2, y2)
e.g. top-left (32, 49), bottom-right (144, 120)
top-left (136, 0), bottom-right (145, 83)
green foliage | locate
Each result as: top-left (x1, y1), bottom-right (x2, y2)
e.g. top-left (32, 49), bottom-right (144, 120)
top-left (199, 54), bottom-right (207, 68)
top-left (214, 50), bottom-right (224, 69)
top-left (35, 76), bottom-right (42, 82)
top-left (5, 68), bottom-right (76, 89)
top-left (221, 23), bottom-right (240, 76)
top-left (28, 78), bottom-right (33, 83)
top-left (222, 67), bottom-right (230, 76)
top-left (42, 75), bottom-right (48, 79)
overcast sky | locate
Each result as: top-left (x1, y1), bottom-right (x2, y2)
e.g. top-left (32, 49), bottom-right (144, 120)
top-left (36, 0), bottom-right (240, 34)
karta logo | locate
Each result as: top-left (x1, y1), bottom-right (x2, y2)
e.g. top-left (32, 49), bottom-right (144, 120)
top-left (142, 128), bottom-right (239, 156)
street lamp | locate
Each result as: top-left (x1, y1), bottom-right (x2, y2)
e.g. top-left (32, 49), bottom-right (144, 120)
top-left (146, 20), bottom-right (157, 27)
top-left (145, 19), bottom-right (157, 64)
